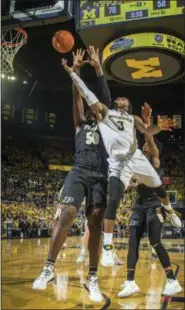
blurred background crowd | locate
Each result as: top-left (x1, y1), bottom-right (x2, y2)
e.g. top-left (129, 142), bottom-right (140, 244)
top-left (1, 136), bottom-right (185, 239)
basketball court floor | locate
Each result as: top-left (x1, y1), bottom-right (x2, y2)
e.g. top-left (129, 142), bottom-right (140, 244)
top-left (2, 237), bottom-right (185, 310)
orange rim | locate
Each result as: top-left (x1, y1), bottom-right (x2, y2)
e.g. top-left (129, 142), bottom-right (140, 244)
top-left (1, 28), bottom-right (28, 47)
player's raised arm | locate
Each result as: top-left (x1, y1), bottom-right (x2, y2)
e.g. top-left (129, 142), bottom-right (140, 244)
top-left (141, 103), bottom-right (160, 168)
top-left (87, 46), bottom-right (112, 108)
top-left (134, 114), bottom-right (176, 136)
top-left (72, 49), bottom-right (86, 128)
top-left (61, 58), bottom-right (108, 122)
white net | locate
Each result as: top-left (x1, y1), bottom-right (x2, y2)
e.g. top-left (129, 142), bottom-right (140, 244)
top-left (1, 28), bottom-right (27, 74)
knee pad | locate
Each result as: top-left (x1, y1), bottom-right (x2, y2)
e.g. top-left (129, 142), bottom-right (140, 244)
top-left (109, 176), bottom-right (125, 201)
top-left (155, 185), bottom-right (167, 199)
top-left (105, 177), bottom-right (124, 220)
top-left (104, 206), bottom-right (117, 220)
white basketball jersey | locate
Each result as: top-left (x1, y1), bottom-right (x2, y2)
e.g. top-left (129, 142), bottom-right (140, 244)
top-left (98, 109), bottom-right (138, 159)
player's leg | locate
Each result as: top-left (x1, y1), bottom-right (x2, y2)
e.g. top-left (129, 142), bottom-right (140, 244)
top-left (84, 179), bottom-right (107, 302)
top-left (32, 169), bottom-right (85, 290)
top-left (132, 149), bottom-right (181, 227)
top-left (76, 221), bottom-right (89, 263)
top-left (118, 211), bottom-right (145, 298)
top-left (102, 159), bottom-right (126, 266)
top-left (147, 208), bottom-right (182, 296)
top-left (102, 176), bottom-right (124, 266)
top-left (85, 208), bottom-right (105, 302)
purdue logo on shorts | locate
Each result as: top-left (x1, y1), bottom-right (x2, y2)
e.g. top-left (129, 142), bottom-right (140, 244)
top-left (129, 220), bottom-right (139, 226)
top-left (62, 196), bottom-right (74, 204)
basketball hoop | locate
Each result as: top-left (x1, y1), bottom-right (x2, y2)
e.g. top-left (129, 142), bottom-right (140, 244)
top-left (1, 28), bottom-right (27, 74)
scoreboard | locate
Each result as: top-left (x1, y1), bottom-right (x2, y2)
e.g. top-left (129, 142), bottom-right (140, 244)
top-left (77, 0), bottom-right (185, 29)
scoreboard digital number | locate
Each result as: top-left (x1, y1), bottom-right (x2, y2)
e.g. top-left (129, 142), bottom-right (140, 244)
top-left (78, 0), bottom-right (184, 28)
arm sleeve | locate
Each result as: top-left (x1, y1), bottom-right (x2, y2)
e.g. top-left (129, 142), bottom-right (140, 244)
top-left (97, 75), bottom-right (112, 108)
top-left (70, 72), bottom-right (99, 106)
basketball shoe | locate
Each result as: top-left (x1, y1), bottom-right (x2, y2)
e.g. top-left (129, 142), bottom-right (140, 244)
top-left (118, 280), bottom-right (140, 298)
top-left (32, 265), bottom-right (54, 290)
top-left (101, 244), bottom-right (114, 267)
top-left (84, 275), bottom-right (103, 302)
top-left (162, 207), bottom-right (182, 228)
top-left (162, 279), bottom-right (182, 296)
top-left (76, 253), bottom-right (85, 263)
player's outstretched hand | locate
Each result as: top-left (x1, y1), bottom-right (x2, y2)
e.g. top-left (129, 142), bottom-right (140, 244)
top-left (72, 49), bottom-right (89, 70)
top-left (87, 45), bottom-right (101, 68)
top-left (157, 115), bottom-right (176, 131)
top-left (141, 102), bottom-right (152, 125)
top-left (61, 58), bottom-right (74, 74)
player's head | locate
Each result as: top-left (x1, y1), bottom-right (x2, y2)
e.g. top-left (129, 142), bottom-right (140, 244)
top-left (85, 108), bottom-right (96, 122)
top-left (113, 97), bottom-right (132, 113)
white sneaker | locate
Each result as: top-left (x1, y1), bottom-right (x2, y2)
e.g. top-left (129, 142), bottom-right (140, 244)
top-left (113, 252), bottom-right (123, 265)
top-left (151, 247), bottom-right (158, 260)
top-left (165, 209), bottom-right (182, 228)
top-left (85, 276), bottom-right (103, 303)
top-left (162, 279), bottom-right (182, 296)
top-left (76, 254), bottom-right (85, 263)
top-left (101, 245), bottom-right (114, 267)
top-left (32, 266), bottom-right (55, 290)
top-left (118, 281), bottom-right (140, 298)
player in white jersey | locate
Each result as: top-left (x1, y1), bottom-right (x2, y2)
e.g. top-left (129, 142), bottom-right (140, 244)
top-left (98, 108), bottom-right (137, 159)
top-left (61, 58), bottom-right (180, 268)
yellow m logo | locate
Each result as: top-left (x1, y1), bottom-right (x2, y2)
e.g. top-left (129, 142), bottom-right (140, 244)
top-left (82, 8), bottom-right (97, 20)
top-left (125, 57), bottom-right (163, 79)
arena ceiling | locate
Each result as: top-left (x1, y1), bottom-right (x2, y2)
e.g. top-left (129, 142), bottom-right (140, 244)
top-left (1, 3), bottom-right (184, 115)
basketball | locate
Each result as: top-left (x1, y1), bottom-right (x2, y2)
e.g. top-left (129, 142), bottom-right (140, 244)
top-left (52, 30), bottom-right (74, 54)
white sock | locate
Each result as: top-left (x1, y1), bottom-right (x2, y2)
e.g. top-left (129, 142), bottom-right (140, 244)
top-left (80, 247), bottom-right (86, 256)
top-left (103, 232), bottom-right (113, 246)
top-left (162, 203), bottom-right (172, 211)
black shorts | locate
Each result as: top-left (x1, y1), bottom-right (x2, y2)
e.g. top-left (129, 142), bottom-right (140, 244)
top-left (60, 166), bottom-right (107, 214)
top-left (129, 206), bottom-right (164, 233)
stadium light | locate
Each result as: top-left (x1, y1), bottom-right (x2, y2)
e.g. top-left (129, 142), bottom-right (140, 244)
top-left (1, 74), bottom-right (5, 78)
top-left (7, 76), bottom-right (11, 80)
top-left (23, 80), bottom-right (28, 84)
top-left (11, 76), bottom-right (16, 80)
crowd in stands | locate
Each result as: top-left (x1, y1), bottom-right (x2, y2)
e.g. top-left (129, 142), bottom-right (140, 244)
top-left (1, 136), bottom-right (185, 239)
top-left (2, 136), bottom-right (73, 171)
top-left (161, 145), bottom-right (184, 178)
top-left (1, 201), bottom-right (83, 238)
top-left (40, 146), bottom-right (73, 166)
top-left (2, 170), bottom-right (64, 206)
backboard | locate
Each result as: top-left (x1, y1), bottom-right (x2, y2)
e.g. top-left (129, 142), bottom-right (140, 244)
top-left (1, 0), bottom-right (73, 29)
